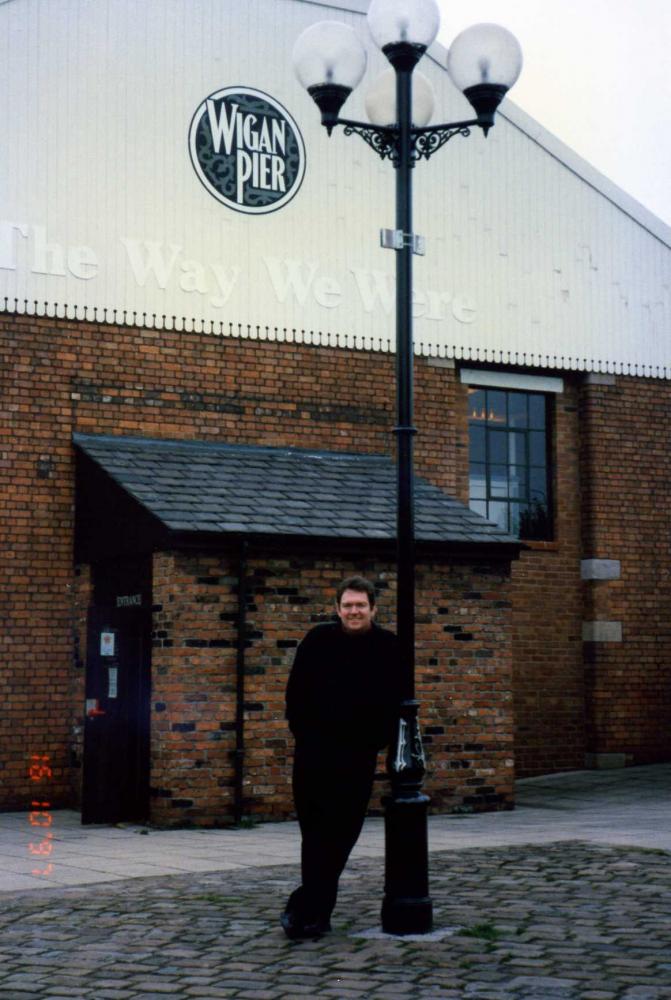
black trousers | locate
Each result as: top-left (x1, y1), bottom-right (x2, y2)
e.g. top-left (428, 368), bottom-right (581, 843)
top-left (289, 744), bottom-right (378, 923)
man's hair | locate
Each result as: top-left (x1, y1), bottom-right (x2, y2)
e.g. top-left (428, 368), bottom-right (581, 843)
top-left (336, 576), bottom-right (376, 608)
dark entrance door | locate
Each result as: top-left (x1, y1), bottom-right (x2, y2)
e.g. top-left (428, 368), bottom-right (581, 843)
top-left (82, 558), bottom-right (151, 824)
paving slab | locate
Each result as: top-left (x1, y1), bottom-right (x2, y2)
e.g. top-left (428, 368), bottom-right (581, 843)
top-left (3, 764), bottom-right (671, 893)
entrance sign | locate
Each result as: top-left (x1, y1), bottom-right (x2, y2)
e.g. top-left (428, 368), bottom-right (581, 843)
top-left (189, 88), bottom-right (306, 215)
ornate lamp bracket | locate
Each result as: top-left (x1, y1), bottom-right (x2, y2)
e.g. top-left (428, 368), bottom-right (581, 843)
top-left (339, 119), bottom-right (399, 162)
top-left (410, 122), bottom-right (476, 161)
top-left (330, 117), bottom-right (481, 165)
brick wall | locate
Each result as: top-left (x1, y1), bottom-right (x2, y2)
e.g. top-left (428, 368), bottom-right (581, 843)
top-left (148, 549), bottom-right (513, 826)
top-left (1, 314), bottom-right (398, 810)
top-left (0, 318), bottom-right (78, 809)
top-left (580, 376), bottom-right (671, 763)
top-left (2, 311), bottom-right (669, 814)
top-left (509, 381), bottom-right (585, 777)
top-left (446, 368), bottom-right (585, 777)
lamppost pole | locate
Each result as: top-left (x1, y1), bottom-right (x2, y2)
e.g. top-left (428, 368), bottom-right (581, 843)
top-left (292, 0), bottom-right (522, 936)
top-left (395, 57), bottom-right (415, 701)
top-left (382, 48), bottom-right (433, 935)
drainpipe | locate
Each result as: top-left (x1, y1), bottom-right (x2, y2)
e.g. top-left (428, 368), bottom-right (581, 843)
top-left (233, 538), bottom-right (248, 825)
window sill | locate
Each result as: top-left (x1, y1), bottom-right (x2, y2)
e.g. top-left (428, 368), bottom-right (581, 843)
top-left (521, 539), bottom-right (559, 552)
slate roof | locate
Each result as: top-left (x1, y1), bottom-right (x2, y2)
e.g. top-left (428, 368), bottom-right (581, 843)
top-left (73, 433), bottom-right (520, 549)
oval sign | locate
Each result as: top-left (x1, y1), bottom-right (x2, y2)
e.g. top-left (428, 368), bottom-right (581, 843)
top-left (188, 86), bottom-right (306, 215)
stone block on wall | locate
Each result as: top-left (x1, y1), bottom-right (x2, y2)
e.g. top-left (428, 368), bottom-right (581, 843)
top-left (582, 621), bottom-right (623, 643)
top-left (581, 559), bottom-right (621, 581)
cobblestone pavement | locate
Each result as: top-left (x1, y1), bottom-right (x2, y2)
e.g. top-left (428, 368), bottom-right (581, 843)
top-left (1, 842), bottom-right (670, 1000)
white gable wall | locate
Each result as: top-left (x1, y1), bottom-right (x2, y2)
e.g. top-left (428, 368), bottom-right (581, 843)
top-left (0, 0), bottom-right (669, 375)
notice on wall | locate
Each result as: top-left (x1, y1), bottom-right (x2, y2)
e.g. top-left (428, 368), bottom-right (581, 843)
top-left (100, 632), bottom-right (116, 657)
top-left (107, 667), bottom-right (118, 700)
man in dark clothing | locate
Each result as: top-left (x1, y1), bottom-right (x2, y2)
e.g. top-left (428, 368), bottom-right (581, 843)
top-left (282, 576), bottom-right (401, 940)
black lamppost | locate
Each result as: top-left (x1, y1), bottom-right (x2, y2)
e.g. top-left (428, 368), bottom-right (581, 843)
top-left (292, 0), bottom-right (522, 936)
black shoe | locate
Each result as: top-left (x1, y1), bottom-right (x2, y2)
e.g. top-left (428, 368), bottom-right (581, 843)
top-left (301, 917), bottom-right (331, 938)
top-left (280, 909), bottom-right (301, 939)
top-left (281, 910), bottom-right (331, 940)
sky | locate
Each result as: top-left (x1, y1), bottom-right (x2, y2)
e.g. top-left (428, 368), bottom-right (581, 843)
top-left (435, 0), bottom-right (671, 228)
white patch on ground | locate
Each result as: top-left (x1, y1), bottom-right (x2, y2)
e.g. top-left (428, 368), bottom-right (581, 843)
top-left (351, 925), bottom-right (461, 942)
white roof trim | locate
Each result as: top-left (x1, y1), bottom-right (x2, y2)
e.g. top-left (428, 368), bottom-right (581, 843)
top-left (460, 369), bottom-right (565, 394)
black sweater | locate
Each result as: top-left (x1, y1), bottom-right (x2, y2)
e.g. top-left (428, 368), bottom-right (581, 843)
top-left (285, 622), bottom-right (402, 753)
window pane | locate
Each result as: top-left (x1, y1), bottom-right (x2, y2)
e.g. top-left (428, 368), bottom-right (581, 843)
top-left (509, 466), bottom-right (527, 498)
top-left (508, 392), bottom-right (528, 428)
top-left (529, 394), bottom-right (546, 429)
top-left (490, 465), bottom-right (508, 498)
top-left (469, 425), bottom-right (486, 462)
top-left (487, 390), bottom-right (506, 423)
top-left (529, 430), bottom-right (547, 466)
top-left (529, 466), bottom-right (548, 502)
top-left (488, 501), bottom-right (509, 531)
top-left (509, 502), bottom-right (528, 537)
top-left (470, 499), bottom-right (488, 519)
top-left (521, 499), bottom-right (551, 540)
top-left (488, 429), bottom-right (507, 463)
top-left (468, 388), bottom-right (487, 422)
top-left (508, 431), bottom-right (526, 465)
top-left (469, 463), bottom-right (486, 499)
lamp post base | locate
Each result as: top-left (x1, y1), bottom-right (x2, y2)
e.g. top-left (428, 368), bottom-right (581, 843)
top-left (381, 792), bottom-right (433, 935)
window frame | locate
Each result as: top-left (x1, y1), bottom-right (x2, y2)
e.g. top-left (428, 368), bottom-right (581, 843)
top-left (463, 375), bottom-right (557, 542)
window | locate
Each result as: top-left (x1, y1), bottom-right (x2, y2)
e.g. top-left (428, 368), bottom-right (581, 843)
top-left (468, 386), bottom-right (552, 540)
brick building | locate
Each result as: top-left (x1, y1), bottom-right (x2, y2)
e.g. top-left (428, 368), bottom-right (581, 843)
top-left (1, 0), bottom-right (670, 826)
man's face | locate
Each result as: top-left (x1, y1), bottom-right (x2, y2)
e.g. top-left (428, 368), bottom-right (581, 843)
top-left (336, 588), bottom-right (376, 634)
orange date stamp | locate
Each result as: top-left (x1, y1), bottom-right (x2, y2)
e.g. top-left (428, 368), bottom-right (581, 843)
top-left (28, 754), bottom-right (54, 876)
